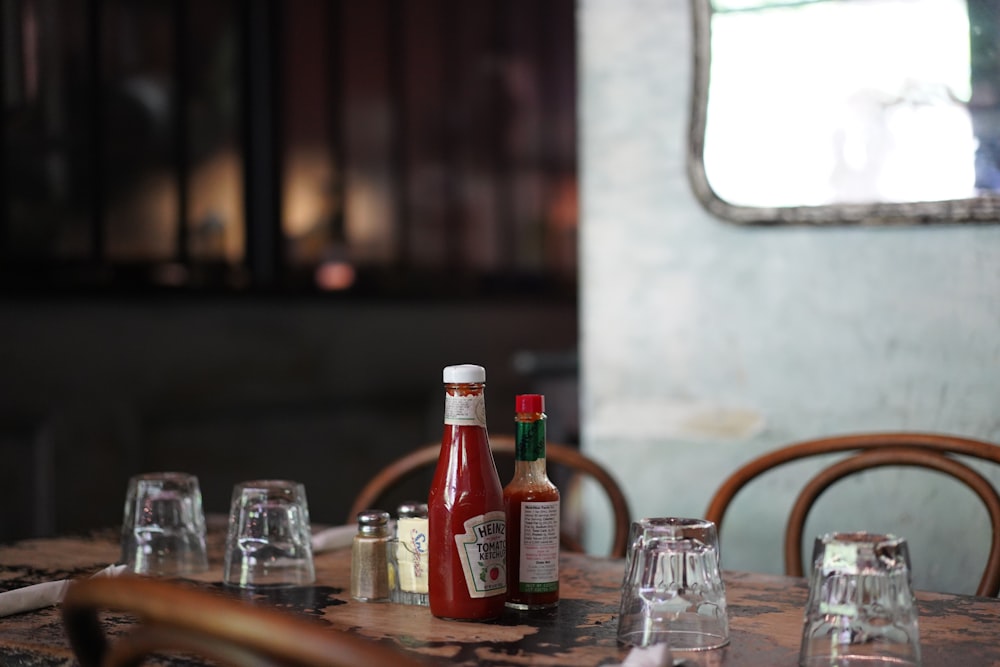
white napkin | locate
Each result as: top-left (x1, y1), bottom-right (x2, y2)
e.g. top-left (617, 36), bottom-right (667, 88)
top-left (0, 523), bottom-right (367, 618)
top-left (310, 521), bottom-right (395, 553)
top-left (310, 524), bottom-right (358, 553)
top-left (612, 644), bottom-right (674, 667)
top-left (0, 563), bottom-right (126, 618)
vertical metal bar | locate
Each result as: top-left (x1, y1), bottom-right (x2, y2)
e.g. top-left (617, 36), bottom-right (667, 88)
top-left (172, 0), bottom-right (190, 262)
top-left (490, 0), bottom-right (515, 270)
top-left (87, 0), bottom-right (106, 262)
top-left (327, 0), bottom-right (346, 248)
top-left (0, 0), bottom-right (11, 257)
top-left (388, 0), bottom-right (410, 269)
top-left (536, 0), bottom-right (555, 268)
top-left (241, 0), bottom-right (282, 288)
top-left (537, 0), bottom-right (576, 273)
top-left (441, 0), bottom-right (462, 270)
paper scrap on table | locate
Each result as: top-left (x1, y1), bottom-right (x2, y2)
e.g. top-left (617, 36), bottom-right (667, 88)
top-left (311, 521), bottom-right (395, 553)
top-left (310, 524), bottom-right (355, 553)
top-left (610, 644), bottom-right (674, 667)
top-left (0, 563), bottom-right (126, 618)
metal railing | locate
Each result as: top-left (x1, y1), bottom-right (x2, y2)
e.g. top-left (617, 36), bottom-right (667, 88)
top-left (0, 0), bottom-right (577, 296)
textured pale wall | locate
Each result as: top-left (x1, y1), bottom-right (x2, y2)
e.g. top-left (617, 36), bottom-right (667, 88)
top-left (579, 0), bottom-right (1000, 594)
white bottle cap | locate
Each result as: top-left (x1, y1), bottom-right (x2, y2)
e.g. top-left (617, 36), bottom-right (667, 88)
top-left (443, 364), bottom-right (486, 383)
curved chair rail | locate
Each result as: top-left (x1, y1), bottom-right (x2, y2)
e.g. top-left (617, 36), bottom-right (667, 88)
top-left (62, 575), bottom-right (431, 667)
top-left (705, 432), bottom-right (1000, 597)
top-left (349, 435), bottom-right (632, 558)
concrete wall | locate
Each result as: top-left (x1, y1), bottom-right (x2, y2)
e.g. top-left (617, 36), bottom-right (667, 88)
top-left (579, 0), bottom-right (1000, 595)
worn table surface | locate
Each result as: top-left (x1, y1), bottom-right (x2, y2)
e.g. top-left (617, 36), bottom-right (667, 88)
top-left (1, 528), bottom-right (998, 666)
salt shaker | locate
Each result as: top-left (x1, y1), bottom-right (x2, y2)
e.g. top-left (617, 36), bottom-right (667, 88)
top-left (393, 502), bottom-right (429, 606)
top-left (350, 509), bottom-right (391, 601)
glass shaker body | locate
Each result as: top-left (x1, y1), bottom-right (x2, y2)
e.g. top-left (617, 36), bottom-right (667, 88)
top-left (393, 502), bottom-right (429, 605)
top-left (351, 510), bottom-right (391, 601)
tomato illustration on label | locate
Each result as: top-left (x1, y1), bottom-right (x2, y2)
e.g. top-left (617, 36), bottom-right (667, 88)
top-left (455, 512), bottom-right (507, 597)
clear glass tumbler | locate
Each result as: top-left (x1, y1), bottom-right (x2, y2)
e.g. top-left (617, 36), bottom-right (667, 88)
top-left (223, 479), bottom-right (315, 588)
top-left (617, 517), bottom-right (729, 651)
top-left (120, 472), bottom-right (209, 576)
top-left (799, 532), bottom-right (921, 666)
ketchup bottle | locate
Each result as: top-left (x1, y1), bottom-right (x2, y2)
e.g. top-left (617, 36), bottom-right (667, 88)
top-left (503, 394), bottom-right (559, 609)
top-left (428, 364), bottom-right (507, 620)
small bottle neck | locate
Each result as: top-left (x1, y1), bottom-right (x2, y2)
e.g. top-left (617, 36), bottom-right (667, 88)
top-left (513, 458), bottom-right (549, 481)
top-left (514, 411), bottom-right (546, 462)
top-left (444, 382), bottom-right (488, 429)
top-left (445, 381), bottom-right (485, 397)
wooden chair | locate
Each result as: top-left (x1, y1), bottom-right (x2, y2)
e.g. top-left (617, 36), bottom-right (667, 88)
top-left (62, 575), bottom-right (432, 667)
top-left (704, 432), bottom-right (1000, 597)
top-left (349, 435), bottom-right (632, 558)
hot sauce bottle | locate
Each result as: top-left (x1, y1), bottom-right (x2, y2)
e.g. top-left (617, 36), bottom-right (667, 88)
top-left (503, 394), bottom-right (559, 609)
top-left (428, 364), bottom-right (507, 620)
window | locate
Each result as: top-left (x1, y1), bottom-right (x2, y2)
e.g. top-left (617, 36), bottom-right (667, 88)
top-left (688, 0), bottom-right (1000, 224)
top-left (1, 0), bottom-right (578, 295)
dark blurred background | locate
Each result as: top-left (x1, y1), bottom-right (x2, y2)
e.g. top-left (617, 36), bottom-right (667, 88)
top-left (0, 0), bottom-right (579, 541)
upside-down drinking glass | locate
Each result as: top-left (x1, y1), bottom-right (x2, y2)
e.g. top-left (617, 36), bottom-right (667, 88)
top-left (223, 479), bottom-right (315, 588)
top-left (120, 472), bottom-right (208, 576)
top-left (617, 517), bottom-right (729, 651)
top-left (799, 532), bottom-right (921, 666)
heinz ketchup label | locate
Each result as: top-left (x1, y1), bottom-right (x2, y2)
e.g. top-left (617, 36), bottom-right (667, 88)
top-left (454, 511), bottom-right (507, 597)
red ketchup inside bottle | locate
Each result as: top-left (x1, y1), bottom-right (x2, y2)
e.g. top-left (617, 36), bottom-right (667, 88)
top-left (428, 366), bottom-right (507, 621)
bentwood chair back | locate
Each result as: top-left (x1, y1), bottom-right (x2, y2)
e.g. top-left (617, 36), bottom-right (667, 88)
top-left (705, 432), bottom-right (1000, 597)
top-left (62, 575), bottom-right (432, 667)
top-left (349, 435), bottom-right (632, 558)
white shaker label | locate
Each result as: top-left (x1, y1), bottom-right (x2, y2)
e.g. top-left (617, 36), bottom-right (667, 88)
top-left (396, 517), bottom-right (429, 594)
top-left (454, 511), bottom-right (507, 598)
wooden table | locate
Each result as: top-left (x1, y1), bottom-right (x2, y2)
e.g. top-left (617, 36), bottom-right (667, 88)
top-left (1, 529), bottom-right (998, 666)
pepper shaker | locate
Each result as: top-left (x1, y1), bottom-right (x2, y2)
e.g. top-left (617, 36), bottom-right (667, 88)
top-left (351, 509), bottom-right (391, 601)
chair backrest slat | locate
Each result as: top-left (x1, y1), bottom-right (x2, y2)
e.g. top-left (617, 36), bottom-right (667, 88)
top-left (63, 576), bottom-right (432, 667)
top-left (349, 435), bottom-right (632, 558)
top-left (705, 432), bottom-right (1000, 597)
